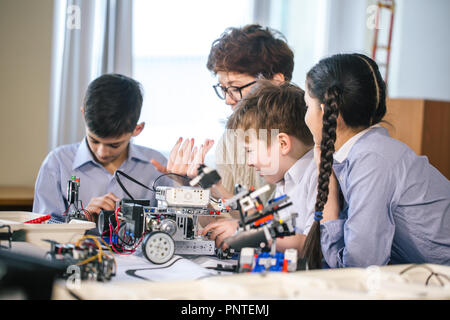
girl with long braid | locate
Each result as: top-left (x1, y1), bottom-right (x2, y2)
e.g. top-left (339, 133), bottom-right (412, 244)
top-left (302, 53), bottom-right (450, 269)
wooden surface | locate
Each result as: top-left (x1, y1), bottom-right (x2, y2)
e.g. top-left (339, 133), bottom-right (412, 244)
top-left (382, 98), bottom-right (450, 179)
top-left (422, 100), bottom-right (450, 180)
top-left (0, 186), bottom-right (34, 207)
top-left (383, 98), bottom-right (425, 154)
top-left (51, 262), bottom-right (450, 300)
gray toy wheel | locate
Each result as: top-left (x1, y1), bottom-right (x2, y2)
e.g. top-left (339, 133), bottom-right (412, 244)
top-left (142, 231), bottom-right (175, 264)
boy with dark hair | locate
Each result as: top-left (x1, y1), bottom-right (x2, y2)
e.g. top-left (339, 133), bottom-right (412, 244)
top-left (33, 74), bottom-right (170, 222)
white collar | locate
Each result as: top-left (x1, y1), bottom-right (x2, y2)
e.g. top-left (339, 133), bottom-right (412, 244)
top-left (276, 148), bottom-right (314, 189)
top-left (334, 124), bottom-right (381, 163)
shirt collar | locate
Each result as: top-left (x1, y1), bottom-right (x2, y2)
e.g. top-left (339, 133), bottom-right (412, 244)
top-left (334, 124), bottom-right (381, 163)
top-left (72, 137), bottom-right (149, 170)
top-left (277, 148), bottom-right (314, 187)
top-left (72, 138), bottom-right (96, 170)
top-left (128, 141), bottom-right (150, 163)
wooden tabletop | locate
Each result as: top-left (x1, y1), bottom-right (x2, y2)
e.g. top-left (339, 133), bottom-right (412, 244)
top-left (0, 186), bottom-right (34, 206)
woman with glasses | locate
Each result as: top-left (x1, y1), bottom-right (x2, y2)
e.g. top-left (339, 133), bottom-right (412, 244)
top-left (152, 24), bottom-right (295, 203)
top-left (205, 24), bottom-right (295, 203)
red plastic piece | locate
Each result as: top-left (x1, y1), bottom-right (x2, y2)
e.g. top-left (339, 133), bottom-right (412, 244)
top-left (24, 214), bottom-right (51, 224)
top-left (282, 259), bottom-right (288, 272)
top-left (253, 214), bottom-right (273, 227)
top-left (242, 263), bottom-right (252, 270)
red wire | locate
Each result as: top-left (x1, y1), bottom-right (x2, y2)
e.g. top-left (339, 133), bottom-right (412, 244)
top-left (108, 224), bottom-right (145, 256)
top-left (114, 207), bottom-right (121, 234)
top-left (79, 200), bottom-right (92, 222)
top-left (107, 206), bottom-right (146, 256)
top-left (62, 203), bottom-right (72, 217)
top-left (109, 224), bottom-right (135, 255)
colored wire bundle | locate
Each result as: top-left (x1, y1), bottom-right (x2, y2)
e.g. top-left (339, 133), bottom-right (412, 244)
top-left (62, 200), bottom-right (94, 222)
top-left (75, 235), bottom-right (117, 274)
top-left (105, 207), bottom-right (144, 255)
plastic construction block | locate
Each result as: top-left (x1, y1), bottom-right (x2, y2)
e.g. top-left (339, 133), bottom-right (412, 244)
top-left (252, 251), bottom-right (285, 273)
top-left (24, 214), bottom-right (52, 224)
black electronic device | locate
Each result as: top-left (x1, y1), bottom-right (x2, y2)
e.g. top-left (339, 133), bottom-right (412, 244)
top-left (0, 248), bottom-right (66, 299)
top-left (120, 200), bottom-right (146, 236)
top-left (0, 224), bottom-right (12, 249)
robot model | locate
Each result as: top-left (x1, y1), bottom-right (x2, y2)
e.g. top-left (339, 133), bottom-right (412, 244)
top-left (64, 176), bottom-right (95, 223)
top-left (45, 236), bottom-right (116, 282)
top-left (97, 165), bottom-right (233, 264)
top-left (220, 184), bottom-right (306, 273)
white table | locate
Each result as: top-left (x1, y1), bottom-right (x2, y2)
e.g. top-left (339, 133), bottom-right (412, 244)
top-left (5, 241), bottom-right (450, 300)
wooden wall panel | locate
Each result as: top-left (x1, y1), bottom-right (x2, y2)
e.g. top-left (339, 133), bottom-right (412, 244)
top-left (422, 100), bottom-right (450, 179)
top-left (382, 99), bottom-right (450, 179)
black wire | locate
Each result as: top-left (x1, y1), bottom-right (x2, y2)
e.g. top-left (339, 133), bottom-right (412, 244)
top-left (66, 288), bottom-right (83, 300)
top-left (425, 273), bottom-right (443, 286)
top-left (209, 197), bottom-right (220, 203)
top-left (124, 257), bottom-right (184, 281)
top-left (114, 170), bottom-right (192, 201)
top-left (115, 170), bottom-right (153, 200)
top-left (151, 172), bottom-right (192, 190)
top-left (398, 264), bottom-right (450, 286)
top-left (399, 264), bottom-right (434, 275)
top-left (425, 272), bottom-right (450, 286)
top-left (107, 214), bottom-right (137, 249)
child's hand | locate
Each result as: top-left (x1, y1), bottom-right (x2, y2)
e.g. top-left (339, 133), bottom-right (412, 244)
top-left (200, 218), bottom-right (239, 249)
top-left (186, 139), bottom-right (215, 177)
top-left (151, 137), bottom-right (214, 178)
top-left (151, 137), bottom-right (189, 175)
top-left (85, 192), bottom-right (120, 215)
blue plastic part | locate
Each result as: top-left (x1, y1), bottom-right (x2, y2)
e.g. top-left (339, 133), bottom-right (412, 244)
top-left (106, 234), bottom-right (119, 244)
top-left (268, 194), bottom-right (287, 204)
top-left (251, 251), bottom-right (285, 273)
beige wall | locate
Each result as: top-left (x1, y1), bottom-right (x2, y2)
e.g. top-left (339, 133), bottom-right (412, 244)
top-left (0, 0), bottom-right (54, 187)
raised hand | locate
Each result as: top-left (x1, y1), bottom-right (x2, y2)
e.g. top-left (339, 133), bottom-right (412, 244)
top-left (186, 139), bottom-right (215, 178)
top-left (151, 137), bottom-right (214, 178)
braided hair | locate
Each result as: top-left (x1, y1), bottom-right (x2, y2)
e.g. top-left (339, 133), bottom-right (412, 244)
top-left (302, 53), bottom-right (386, 269)
top-left (302, 85), bottom-right (340, 269)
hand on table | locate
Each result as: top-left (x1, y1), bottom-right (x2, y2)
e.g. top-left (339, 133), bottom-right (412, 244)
top-left (84, 192), bottom-right (120, 216)
top-left (200, 218), bottom-right (239, 250)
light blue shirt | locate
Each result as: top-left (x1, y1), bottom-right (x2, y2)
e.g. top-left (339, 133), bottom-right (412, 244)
top-left (320, 126), bottom-right (450, 267)
top-left (274, 149), bottom-right (317, 235)
top-left (33, 138), bottom-right (173, 221)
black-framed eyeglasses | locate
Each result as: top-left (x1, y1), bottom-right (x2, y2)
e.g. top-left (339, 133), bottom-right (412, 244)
top-left (213, 80), bottom-right (257, 101)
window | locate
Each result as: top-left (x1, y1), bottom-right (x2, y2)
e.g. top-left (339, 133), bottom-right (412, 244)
top-left (132, 0), bottom-right (255, 166)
